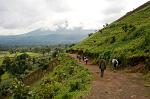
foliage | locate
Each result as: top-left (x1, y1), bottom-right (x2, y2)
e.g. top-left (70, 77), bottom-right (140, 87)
top-left (1, 53), bottom-right (32, 77)
top-left (88, 33), bottom-right (93, 37)
top-left (122, 24), bottom-right (128, 32)
top-left (37, 57), bottom-right (50, 70)
top-left (0, 79), bottom-right (12, 97)
top-left (34, 54), bottom-right (92, 99)
top-left (1, 56), bottom-right (12, 71)
top-left (11, 78), bottom-right (32, 99)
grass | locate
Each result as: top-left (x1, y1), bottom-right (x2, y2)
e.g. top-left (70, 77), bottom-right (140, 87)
top-left (26, 52), bottom-right (42, 57)
top-left (71, 1), bottom-right (150, 67)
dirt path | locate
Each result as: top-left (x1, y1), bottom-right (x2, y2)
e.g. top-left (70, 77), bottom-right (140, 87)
top-left (69, 54), bottom-right (150, 99)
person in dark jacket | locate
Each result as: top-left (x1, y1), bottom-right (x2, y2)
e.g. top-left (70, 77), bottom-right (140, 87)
top-left (99, 59), bottom-right (106, 78)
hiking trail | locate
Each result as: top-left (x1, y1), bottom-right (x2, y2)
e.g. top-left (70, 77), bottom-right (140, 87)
top-left (69, 54), bottom-right (150, 99)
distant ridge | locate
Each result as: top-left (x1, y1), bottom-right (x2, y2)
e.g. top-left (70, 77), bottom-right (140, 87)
top-left (0, 27), bottom-right (94, 46)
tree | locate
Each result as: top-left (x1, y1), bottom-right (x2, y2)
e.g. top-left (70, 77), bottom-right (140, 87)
top-left (88, 33), bottom-right (93, 37)
top-left (16, 53), bottom-right (30, 61)
top-left (2, 56), bottom-right (12, 71)
top-left (3, 53), bottom-right (31, 76)
top-left (52, 50), bottom-right (58, 58)
top-left (38, 58), bottom-right (49, 70)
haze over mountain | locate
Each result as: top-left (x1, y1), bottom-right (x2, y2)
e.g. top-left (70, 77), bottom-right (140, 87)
top-left (0, 27), bottom-right (93, 46)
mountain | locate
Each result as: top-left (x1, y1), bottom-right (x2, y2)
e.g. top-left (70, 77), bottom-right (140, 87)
top-left (0, 27), bottom-right (94, 46)
top-left (71, 1), bottom-right (150, 66)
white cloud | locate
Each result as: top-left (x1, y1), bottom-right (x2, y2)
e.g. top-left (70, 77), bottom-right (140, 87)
top-left (0, 0), bottom-right (149, 35)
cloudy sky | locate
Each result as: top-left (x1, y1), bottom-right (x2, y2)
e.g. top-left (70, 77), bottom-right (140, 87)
top-left (0, 0), bottom-right (149, 35)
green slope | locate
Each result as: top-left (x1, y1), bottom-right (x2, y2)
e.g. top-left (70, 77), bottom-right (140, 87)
top-left (71, 1), bottom-right (150, 66)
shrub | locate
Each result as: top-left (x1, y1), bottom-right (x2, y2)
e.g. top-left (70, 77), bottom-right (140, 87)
top-left (122, 24), bottom-right (136, 33)
top-left (38, 58), bottom-right (49, 70)
top-left (91, 58), bottom-right (99, 65)
top-left (69, 80), bottom-right (82, 92)
top-left (0, 79), bottom-right (12, 97)
top-left (129, 26), bottom-right (145, 40)
top-left (36, 81), bottom-right (61, 99)
top-left (88, 33), bottom-right (93, 37)
top-left (128, 24), bottom-right (136, 32)
top-left (99, 51), bottom-right (111, 61)
top-left (110, 36), bottom-right (116, 44)
top-left (11, 79), bottom-right (32, 99)
top-left (35, 54), bottom-right (92, 99)
top-left (122, 24), bottom-right (128, 32)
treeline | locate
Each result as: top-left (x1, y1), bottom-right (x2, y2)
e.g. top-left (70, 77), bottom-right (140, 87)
top-left (0, 44), bottom-right (72, 51)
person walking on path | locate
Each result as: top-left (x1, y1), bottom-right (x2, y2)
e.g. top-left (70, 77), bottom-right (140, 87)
top-left (112, 59), bottom-right (119, 71)
top-left (99, 59), bottom-right (107, 78)
top-left (84, 57), bottom-right (89, 65)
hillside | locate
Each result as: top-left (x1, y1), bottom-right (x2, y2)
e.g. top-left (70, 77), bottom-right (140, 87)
top-left (71, 1), bottom-right (150, 66)
top-left (0, 27), bottom-right (93, 46)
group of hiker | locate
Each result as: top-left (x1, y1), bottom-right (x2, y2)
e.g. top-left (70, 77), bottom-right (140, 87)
top-left (76, 54), bottom-right (119, 78)
top-left (99, 58), bottom-right (118, 77)
top-left (77, 55), bottom-right (89, 65)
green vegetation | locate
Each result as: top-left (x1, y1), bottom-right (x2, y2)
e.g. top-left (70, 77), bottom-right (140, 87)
top-left (1, 72), bottom-right (9, 81)
top-left (33, 54), bottom-right (92, 99)
top-left (71, 2), bottom-right (150, 68)
top-left (0, 51), bottom-right (42, 66)
top-left (0, 52), bottom-right (51, 98)
top-left (0, 50), bottom-right (92, 99)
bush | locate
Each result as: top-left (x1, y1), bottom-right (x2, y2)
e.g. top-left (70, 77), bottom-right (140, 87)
top-left (69, 80), bottom-right (82, 92)
top-left (88, 33), bottom-right (93, 37)
top-left (11, 79), bottom-right (31, 99)
top-left (91, 58), bottom-right (99, 65)
top-left (110, 36), bottom-right (116, 44)
top-left (122, 24), bottom-right (128, 32)
top-left (122, 24), bottom-right (136, 33)
top-left (38, 58), bottom-right (49, 70)
top-left (128, 26), bottom-right (145, 40)
top-left (36, 82), bottom-right (61, 99)
top-left (35, 54), bottom-right (92, 99)
top-left (0, 79), bottom-right (12, 97)
top-left (128, 24), bottom-right (136, 32)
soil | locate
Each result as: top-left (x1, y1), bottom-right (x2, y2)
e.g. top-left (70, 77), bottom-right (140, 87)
top-left (69, 54), bottom-right (150, 99)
